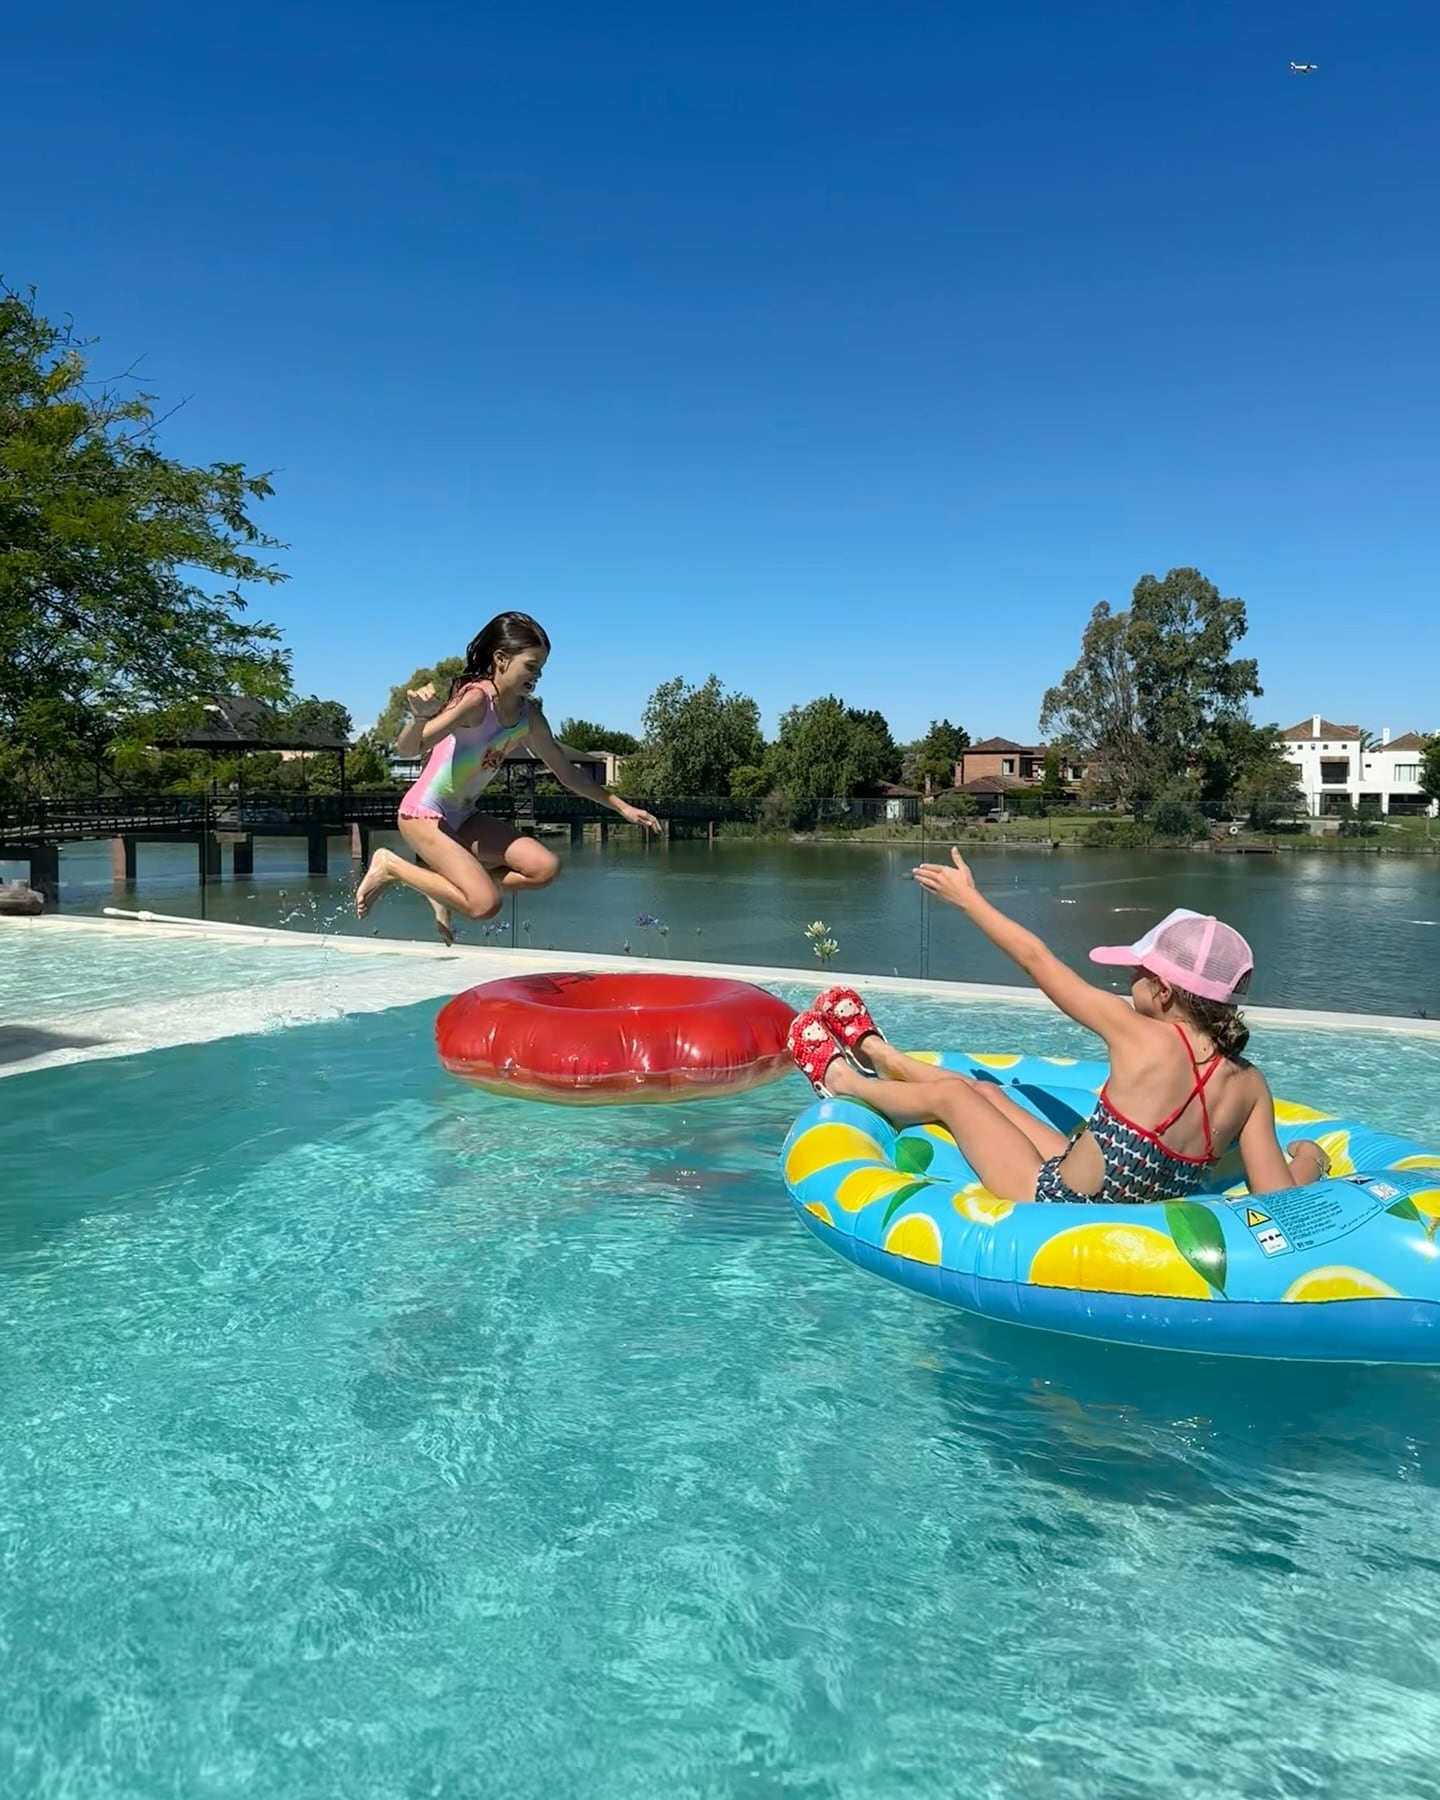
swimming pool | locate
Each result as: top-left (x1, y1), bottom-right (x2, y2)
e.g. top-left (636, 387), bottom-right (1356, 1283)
top-left (4, 931), bottom-right (1440, 1796)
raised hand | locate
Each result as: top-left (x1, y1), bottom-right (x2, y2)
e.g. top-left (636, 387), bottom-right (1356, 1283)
top-left (912, 846), bottom-right (978, 910)
top-left (407, 681), bottom-right (443, 719)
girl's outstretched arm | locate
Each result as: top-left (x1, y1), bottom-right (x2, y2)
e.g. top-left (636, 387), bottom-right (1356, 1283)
top-left (914, 847), bottom-right (1138, 1043)
top-left (528, 708), bottom-right (661, 833)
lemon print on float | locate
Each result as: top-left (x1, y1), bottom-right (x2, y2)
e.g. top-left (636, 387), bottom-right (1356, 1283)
top-left (952, 1185), bottom-right (1015, 1225)
top-left (1274, 1098), bottom-right (1337, 1125)
top-left (1028, 1223), bottom-right (1213, 1299)
top-left (884, 1213), bottom-right (942, 1265)
top-left (783, 1123), bottom-right (886, 1187)
top-left (1282, 1266), bottom-right (1401, 1302)
top-left (1314, 1130), bottom-right (1356, 1177)
top-left (834, 1166), bottom-right (925, 1215)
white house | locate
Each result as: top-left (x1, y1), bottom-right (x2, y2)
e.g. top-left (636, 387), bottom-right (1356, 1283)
top-left (1280, 716), bottom-right (1436, 817)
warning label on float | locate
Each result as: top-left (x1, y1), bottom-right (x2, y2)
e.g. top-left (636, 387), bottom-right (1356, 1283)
top-left (1228, 1183), bottom-right (1390, 1257)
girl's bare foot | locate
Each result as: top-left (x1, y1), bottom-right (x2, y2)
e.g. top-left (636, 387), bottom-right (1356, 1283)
top-left (429, 899), bottom-right (455, 948)
top-left (355, 849), bottom-right (396, 920)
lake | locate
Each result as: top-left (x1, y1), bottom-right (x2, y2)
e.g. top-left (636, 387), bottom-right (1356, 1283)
top-left (14, 834), bottom-right (1439, 1018)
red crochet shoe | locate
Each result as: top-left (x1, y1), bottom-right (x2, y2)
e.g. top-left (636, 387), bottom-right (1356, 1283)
top-left (787, 1012), bottom-right (845, 1098)
top-left (815, 986), bottom-right (887, 1061)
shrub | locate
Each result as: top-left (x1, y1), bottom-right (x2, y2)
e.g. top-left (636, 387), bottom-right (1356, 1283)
top-left (925, 791), bottom-right (978, 819)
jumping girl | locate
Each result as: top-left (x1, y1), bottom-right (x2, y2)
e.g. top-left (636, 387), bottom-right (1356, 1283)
top-left (356, 612), bottom-right (659, 940)
top-left (787, 849), bottom-right (1330, 1202)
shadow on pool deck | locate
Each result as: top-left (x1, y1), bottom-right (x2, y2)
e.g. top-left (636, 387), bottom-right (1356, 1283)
top-left (0, 1024), bottom-right (108, 1066)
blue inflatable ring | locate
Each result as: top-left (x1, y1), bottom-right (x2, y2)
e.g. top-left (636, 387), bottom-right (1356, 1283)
top-left (781, 1052), bottom-right (1440, 1363)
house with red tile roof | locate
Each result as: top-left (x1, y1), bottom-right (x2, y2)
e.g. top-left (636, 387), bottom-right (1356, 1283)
top-left (1280, 716), bottom-right (1436, 817)
top-left (944, 739), bottom-right (1091, 815)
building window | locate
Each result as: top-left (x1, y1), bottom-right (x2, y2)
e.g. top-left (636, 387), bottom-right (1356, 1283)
top-left (1394, 763), bottom-right (1420, 783)
top-left (1319, 760), bottom-right (1349, 785)
top-left (1001, 759), bottom-right (1015, 775)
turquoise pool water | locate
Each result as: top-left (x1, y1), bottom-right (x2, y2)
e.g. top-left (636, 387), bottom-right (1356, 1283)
top-left (4, 971), bottom-right (1440, 1796)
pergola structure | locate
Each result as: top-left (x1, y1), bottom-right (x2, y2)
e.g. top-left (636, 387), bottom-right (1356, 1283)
top-left (148, 697), bottom-right (350, 791)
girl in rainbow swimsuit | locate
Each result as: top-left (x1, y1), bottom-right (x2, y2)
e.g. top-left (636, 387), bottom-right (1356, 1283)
top-left (356, 612), bottom-right (659, 940)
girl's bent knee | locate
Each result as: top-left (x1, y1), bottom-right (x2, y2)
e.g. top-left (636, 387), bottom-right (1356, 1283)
top-left (514, 845), bottom-right (560, 887)
top-left (461, 892), bottom-right (503, 922)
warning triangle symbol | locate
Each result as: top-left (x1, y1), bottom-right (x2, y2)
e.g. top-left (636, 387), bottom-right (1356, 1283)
top-left (1245, 1208), bottom-right (1271, 1227)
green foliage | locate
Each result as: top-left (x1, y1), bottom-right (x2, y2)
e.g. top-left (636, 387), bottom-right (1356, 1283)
top-left (556, 718), bottom-right (640, 755)
top-left (909, 718), bottom-right (970, 793)
top-left (1038, 749), bottom-right (1068, 808)
top-left (629, 675), bottom-right (765, 797)
top-left (1082, 819), bottom-right (1155, 849)
top-left (926, 790), bottom-right (978, 819)
top-left (1149, 781), bottom-right (1207, 841)
top-left (1220, 722), bottom-right (1305, 827)
top-left (728, 762), bottom-right (769, 800)
top-left (1041, 568), bottom-right (1260, 813)
top-left (283, 696), bottom-right (352, 743)
top-left (374, 658), bottom-right (465, 744)
top-left (1422, 734), bottom-right (1440, 804)
top-left (767, 695), bottom-right (900, 799)
top-left (346, 730), bottom-right (396, 788)
top-left (0, 285), bottom-right (289, 797)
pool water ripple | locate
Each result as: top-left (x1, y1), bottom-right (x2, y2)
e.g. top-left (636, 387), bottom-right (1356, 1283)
top-left (3, 990), bottom-right (1440, 1795)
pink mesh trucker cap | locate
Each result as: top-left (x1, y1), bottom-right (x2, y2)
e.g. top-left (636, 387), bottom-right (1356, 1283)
top-left (1088, 907), bottom-right (1254, 1002)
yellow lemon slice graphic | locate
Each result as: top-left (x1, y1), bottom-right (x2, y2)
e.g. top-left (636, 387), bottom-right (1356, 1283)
top-left (1315, 1130), bottom-right (1355, 1177)
top-left (784, 1123), bottom-right (886, 1186)
top-left (883, 1213), bottom-right (942, 1265)
top-left (1282, 1266), bottom-right (1401, 1302)
top-left (1274, 1099), bottom-right (1337, 1125)
top-left (1409, 1188), bottom-right (1440, 1223)
top-left (834, 1166), bottom-right (922, 1215)
top-left (952, 1185), bottom-right (1015, 1225)
top-left (1028, 1224), bottom-right (1212, 1299)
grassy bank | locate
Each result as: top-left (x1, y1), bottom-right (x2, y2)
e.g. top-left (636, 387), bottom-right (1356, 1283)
top-left (712, 814), bottom-right (1440, 854)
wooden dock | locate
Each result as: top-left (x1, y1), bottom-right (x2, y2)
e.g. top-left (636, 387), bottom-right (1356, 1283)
top-left (0, 791), bottom-right (757, 901)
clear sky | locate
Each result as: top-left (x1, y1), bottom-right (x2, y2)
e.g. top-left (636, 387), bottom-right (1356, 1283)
top-left (7, 0), bottom-right (1438, 741)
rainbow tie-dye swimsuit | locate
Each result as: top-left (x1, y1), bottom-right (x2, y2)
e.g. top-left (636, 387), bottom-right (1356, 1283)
top-left (398, 685), bottom-right (533, 829)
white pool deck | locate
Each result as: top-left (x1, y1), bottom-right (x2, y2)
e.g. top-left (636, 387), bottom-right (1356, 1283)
top-left (2, 911), bottom-right (1438, 1081)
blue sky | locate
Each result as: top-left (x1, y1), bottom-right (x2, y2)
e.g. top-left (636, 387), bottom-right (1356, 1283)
top-left (8, 0), bottom-right (1438, 741)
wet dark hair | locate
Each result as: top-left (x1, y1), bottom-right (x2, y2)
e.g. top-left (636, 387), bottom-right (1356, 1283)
top-left (1171, 986), bottom-right (1250, 1060)
top-left (449, 612), bottom-right (551, 700)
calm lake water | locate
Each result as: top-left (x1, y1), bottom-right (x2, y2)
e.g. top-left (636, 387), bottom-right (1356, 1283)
top-left (15, 833), bottom-right (1440, 1018)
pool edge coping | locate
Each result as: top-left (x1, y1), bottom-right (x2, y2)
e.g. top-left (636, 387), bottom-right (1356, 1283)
top-left (10, 912), bottom-right (1440, 1040)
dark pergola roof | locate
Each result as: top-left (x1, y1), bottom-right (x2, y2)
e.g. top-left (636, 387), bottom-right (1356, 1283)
top-left (149, 696), bottom-right (350, 753)
top-left (502, 739), bottom-right (607, 770)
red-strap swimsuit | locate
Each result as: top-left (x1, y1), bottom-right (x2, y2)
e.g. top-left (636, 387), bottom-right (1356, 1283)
top-left (1034, 1025), bottom-right (1223, 1205)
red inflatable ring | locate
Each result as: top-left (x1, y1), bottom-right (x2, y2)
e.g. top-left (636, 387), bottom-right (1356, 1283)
top-left (436, 972), bottom-right (798, 1105)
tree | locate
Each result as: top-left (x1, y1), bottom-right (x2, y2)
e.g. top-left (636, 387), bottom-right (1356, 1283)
top-left (556, 718), bottom-right (640, 755)
top-left (1199, 718), bottom-right (1303, 824)
top-left (729, 763), bottom-right (769, 800)
top-left (374, 658), bottom-right (464, 744)
top-left (909, 718), bottom-right (971, 794)
top-left (1041, 569), bottom-right (1260, 814)
top-left (1039, 601), bottom-right (1142, 806)
top-left (283, 696), bottom-right (352, 743)
top-left (1038, 749), bottom-right (1068, 810)
top-left (628, 674), bottom-right (765, 796)
top-left (767, 696), bottom-right (901, 799)
top-left (346, 730), bottom-right (397, 788)
top-left (1421, 734), bottom-right (1440, 805)
top-left (0, 286), bottom-right (289, 797)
